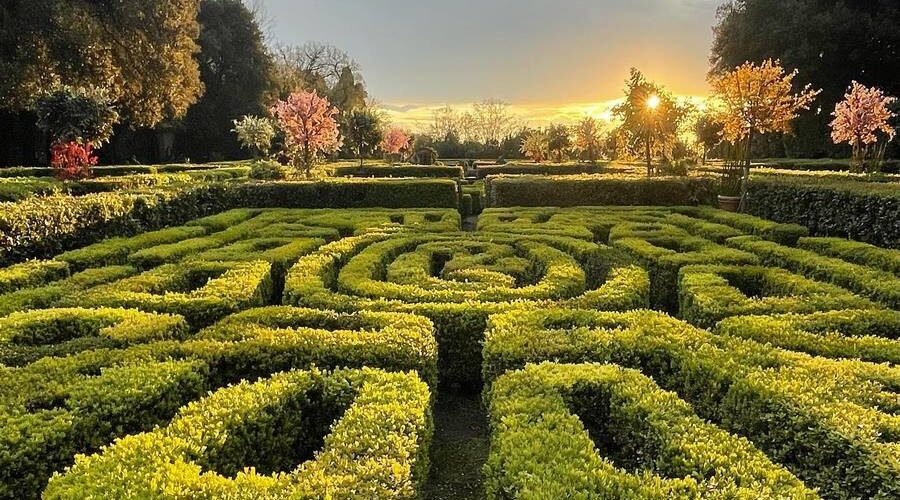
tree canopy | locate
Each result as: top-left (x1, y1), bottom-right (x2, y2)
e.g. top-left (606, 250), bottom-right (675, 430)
top-left (0, 0), bottom-right (203, 128)
top-left (710, 0), bottom-right (900, 156)
top-left (176, 0), bottom-right (274, 161)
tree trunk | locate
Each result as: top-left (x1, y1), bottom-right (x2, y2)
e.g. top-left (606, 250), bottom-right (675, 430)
top-left (645, 136), bottom-right (652, 177)
top-left (739, 130), bottom-right (753, 212)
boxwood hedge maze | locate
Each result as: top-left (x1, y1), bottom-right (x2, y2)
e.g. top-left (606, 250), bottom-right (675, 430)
top-left (1, 205), bottom-right (899, 499)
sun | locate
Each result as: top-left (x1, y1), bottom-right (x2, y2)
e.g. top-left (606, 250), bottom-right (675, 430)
top-left (646, 94), bottom-right (661, 109)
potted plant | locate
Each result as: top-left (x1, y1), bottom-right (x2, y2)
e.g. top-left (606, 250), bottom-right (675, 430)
top-left (718, 142), bottom-right (743, 211)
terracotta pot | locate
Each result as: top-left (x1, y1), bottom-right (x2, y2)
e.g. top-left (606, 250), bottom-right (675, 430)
top-left (717, 195), bottom-right (741, 212)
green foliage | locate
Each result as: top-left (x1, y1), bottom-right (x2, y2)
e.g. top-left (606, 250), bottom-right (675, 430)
top-left (715, 309), bottom-right (900, 364)
top-left (609, 222), bottom-right (758, 310)
top-left (342, 108), bottom-right (383, 165)
top-left (0, 266), bottom-right (137, 317)
top-left (746, 176), bottom-right (900, 248)
top-left (728, 235), bottom-right (900, 309)
top-left (332, 164), bottom-right (464, 178)
top-left (233, 116), bottom-right (277, 159)
top-left (32, 86), bottom-right (119, 146)
top-left (248, 159), bottom-right (290, 180)
top-left (677, 264), bottom-right (879, 328)
top-left (0, 260), bottom-right (68, 294)
top-left (798, 236), bottom-right (900, 274)
top-left (43, 368), bottom-right (431, 499)
top-left (0, 358), bottom-right (208, 499)
top-left (198, 306), bottom-right (438, 387)
top-left (674, 205), bottom-right (808, 245)
top-left (72, 260), bottom-right (273, 329)
top-left (485, 362), bottom-right (816, 498)
top-left (485, 174), bottom-right (719, 207)
top-left (483, 308), bottom-right (900, 498)
top-left (0, 0), bottom-right (203, 128)
top-left (283, 229), bottom-right (649, 384)
top-left (0, 307), bottom-right (188, 365)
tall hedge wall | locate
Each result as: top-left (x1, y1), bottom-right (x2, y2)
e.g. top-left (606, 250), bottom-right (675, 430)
top-left (746, 177), bottom-right (900, 248)
top-left (485, 174), bottom-right (718, 207)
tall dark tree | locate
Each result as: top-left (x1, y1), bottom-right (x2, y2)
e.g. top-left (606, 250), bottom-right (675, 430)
top-left (175, 0), bottom-right (273, 161)
top-left (711, 0), bottom-right (900, 158)
top-left (547, 124), bottom-right (572, 163)
top-left (1, 0), bottom-right (203, 165)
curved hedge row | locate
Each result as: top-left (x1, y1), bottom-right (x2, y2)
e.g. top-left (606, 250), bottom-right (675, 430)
top-left (485, 362), bottom-right (816, 498)
top-left (44, 368), bottom-right (432, 499)
top-left (677, 264), bottom-right (878, 328)
top-left (282, 230), bottom-right (650, 384)
top-left (0, 307), bottom-right (188, 366)
top-left (73, 260), bottom-right (274, 329)
top-left (715, 309), bottom-right (900, 364)
top-left (483, 308), bottom-right (900, 499)
top-left (727, 235), bottom-right (900, 309)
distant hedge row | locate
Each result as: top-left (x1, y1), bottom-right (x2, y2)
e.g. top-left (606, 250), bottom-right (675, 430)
top-left (0, 163), bottom-right (227, 178)
top-left (475, 162), bottom-right (605, 178)
top-left (746, 176), bottom-right (900, 248)
top-left (332, 164), bottom-right (464, 178)
top-left (485, 175), bottom-right (718, 207)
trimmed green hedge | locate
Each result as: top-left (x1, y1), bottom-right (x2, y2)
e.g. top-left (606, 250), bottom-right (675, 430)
top-left (0, 358), bottom-right (208, 499)
top-left (609, 223), bottom-right (758, 310)
top-left (728, 235), bottom-right (900, 309)
top-left (677, 264), bottom-right (878, 328)
top-left (0, 184), bottom-right (233, 265)
top-left (674, 205), bottom-right (808, 245)
top-left (0, 163), bottom-right (229, 178)
top-left (715, 309), bottom-right (900, 364)
top-left (0, 260), bottom-right (69, 293)
top-left (475, 162), bottom-right (605, 178)
top-left (332, 164), bottom-right (464, 178)
top-left (197, 306), bottom-right (438, 387)
top-left (482, 308), bottom-right (900, 499)
top-left (228, 178), bottom-right (459, 209)
top-left (0, 307), bottom-right (188, 366)
top-left (283, 231), bottom-right (649, 384)
top-left (54, 226), bottom-right (208, 271)
top-left (44, 368), bottom-right (432, 499)
top-left (0, 304), bottom-right (438, 499)
top-left (73, 260), bottom-right (273, 329)
top-left (0, 265), bottom-right (136, 316)
top-left (485, 362), bottom-right (815, 498)
top-left (485, 174), bottom-right (718, 207)
top-left (746, 176), bottom-right (900, 248)
top-left (0, 180), bottom-right (461, 266)
top-left (798, 236), bottom-right (900, 275)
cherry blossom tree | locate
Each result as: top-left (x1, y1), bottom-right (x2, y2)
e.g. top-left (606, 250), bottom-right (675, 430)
top-left (270, 90), bottom-right (341, 176)
top-left (381, 127), bottom-right (410, 164)
top-left (830, 81), bottom-right (897, 173)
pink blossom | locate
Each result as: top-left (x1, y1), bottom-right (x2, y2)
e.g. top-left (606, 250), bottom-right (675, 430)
top-left (830, 81), bottom-right (896, 147)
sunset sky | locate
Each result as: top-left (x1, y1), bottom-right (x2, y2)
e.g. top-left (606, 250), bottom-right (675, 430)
top-left (262, 0), bottom-right (722, 128)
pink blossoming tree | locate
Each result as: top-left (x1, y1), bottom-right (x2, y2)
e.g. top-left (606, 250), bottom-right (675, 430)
top-left (830, 81), bottom-right (897, 173)
top-left (271, 90), bottom-right (341, 177)
top-left (381, 127), bottom-right (410, 164)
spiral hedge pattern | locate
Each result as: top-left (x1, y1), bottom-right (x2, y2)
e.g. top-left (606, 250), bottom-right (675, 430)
top-left (0, 205), bottom-right (898, 498)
